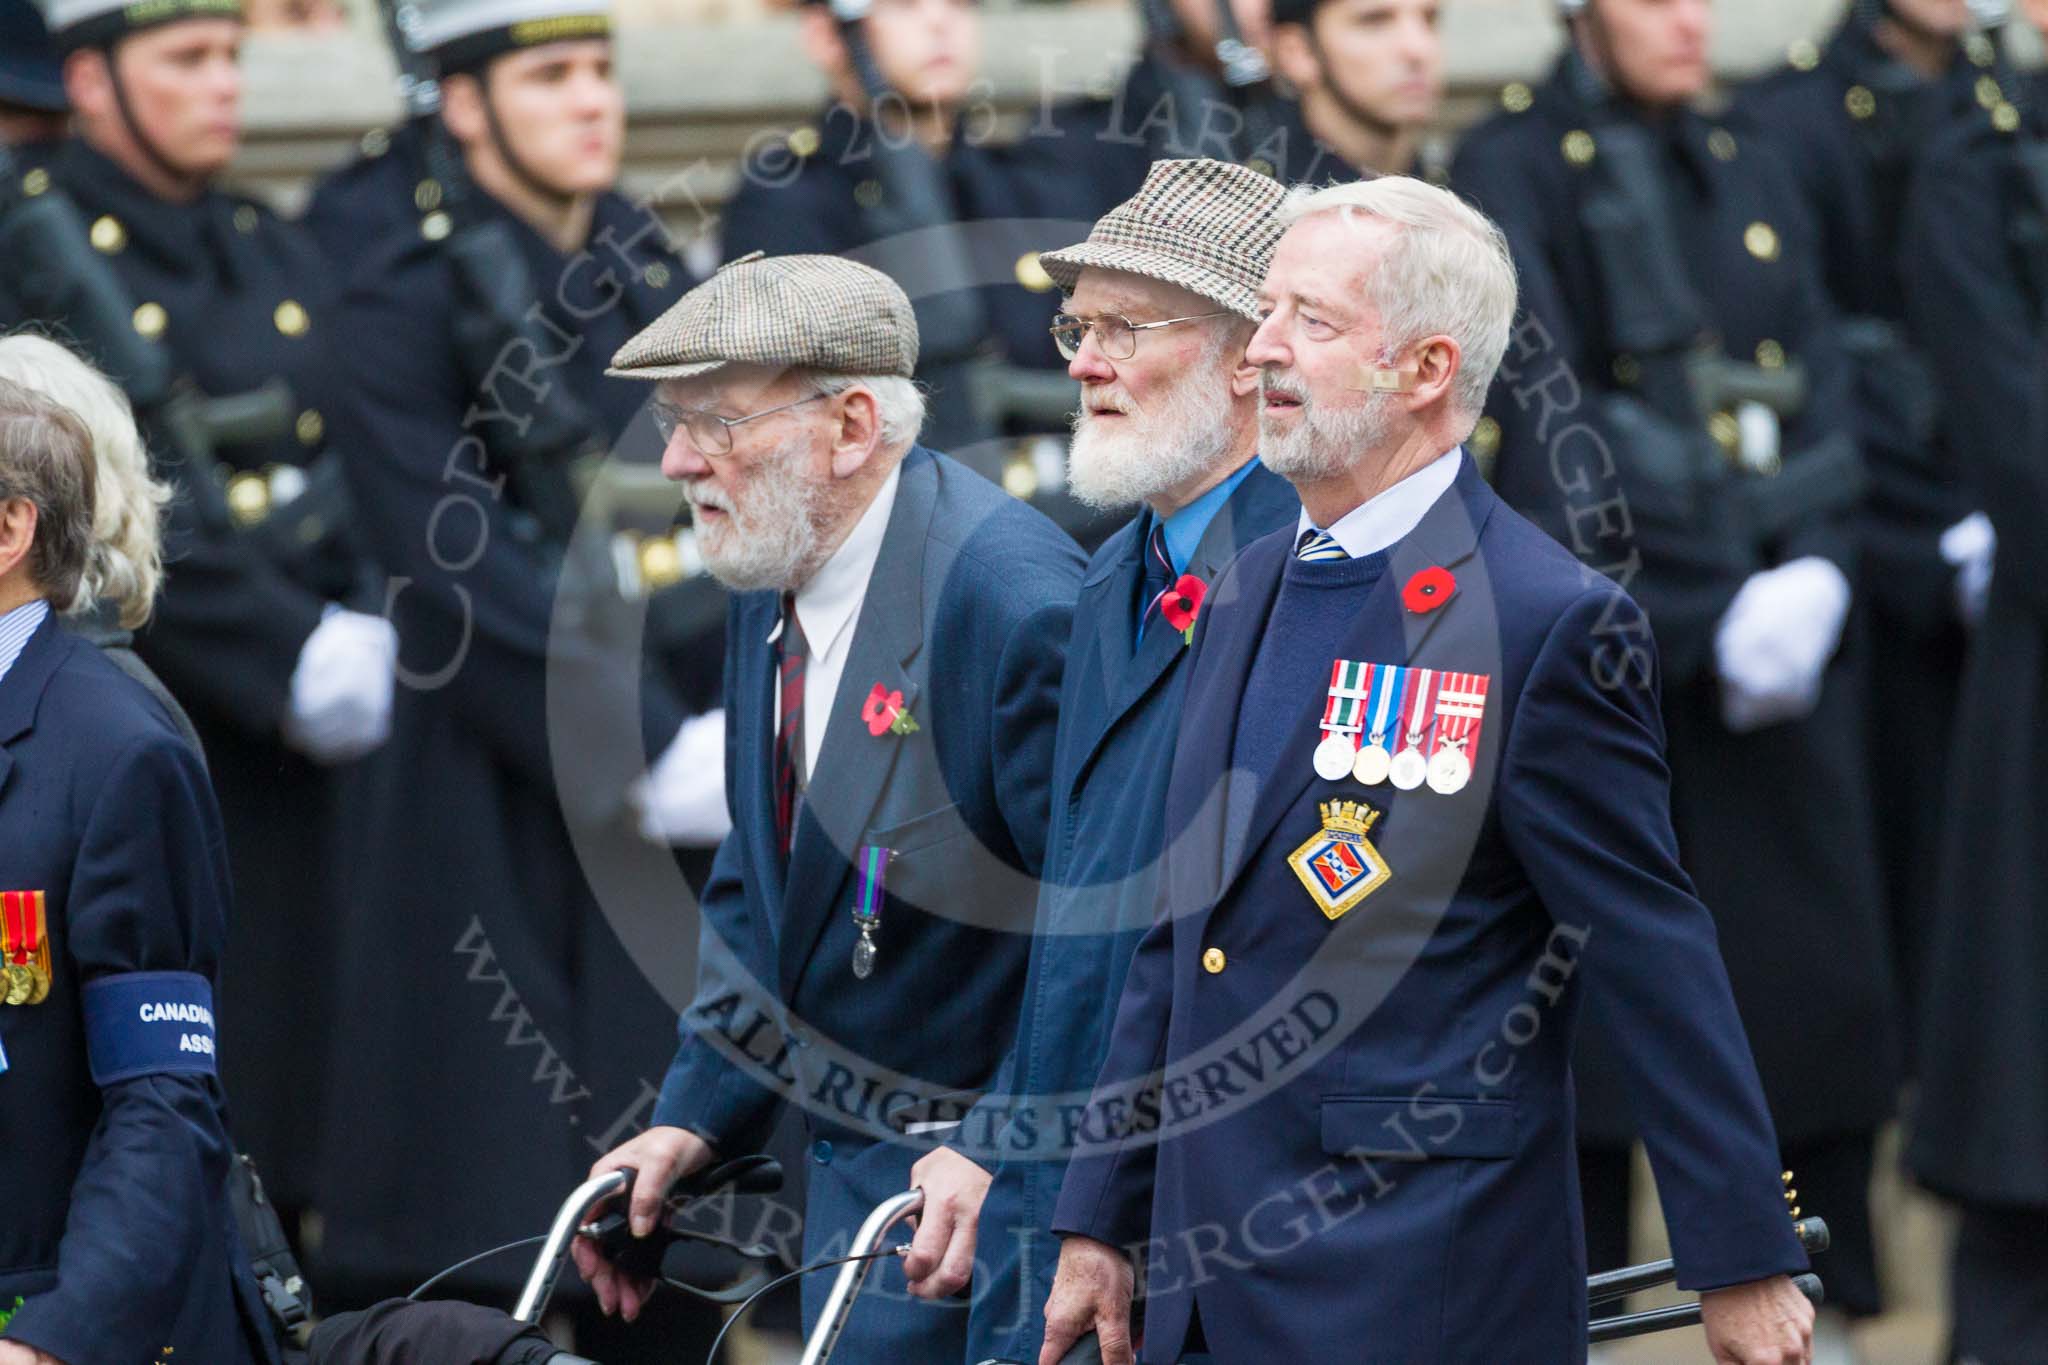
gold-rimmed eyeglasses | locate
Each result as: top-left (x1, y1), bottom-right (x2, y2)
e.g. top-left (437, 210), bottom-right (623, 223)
top-left (1048, 310), bottom-right (1232, 361)
top-left (649, 391), bottom-right (831, 454)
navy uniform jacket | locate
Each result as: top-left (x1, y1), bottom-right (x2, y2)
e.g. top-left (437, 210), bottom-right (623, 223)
top-left (0, 614), bottom-right (276, 1364)
top-left (961, 464), bottom-right (1296, 1361)
top-left (36, 136), bottom-right (373, 1212)
top-left (300, 121), bottom-right (436, 278)
top-left (722, 108), bottom-right (1077, 447)
top-left (1902, 74), bottom-right (2048, 1209)
top-left (654, 447), bottom-right (1082, 1352)
top-left (1451, 56), bottom-right (1897, 1146)
top-left (312, 183), bottom-right (706, 1290)
top-left (1052, 456), bottom-right (1804, 1363)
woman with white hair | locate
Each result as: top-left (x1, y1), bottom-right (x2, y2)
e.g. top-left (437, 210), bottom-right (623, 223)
top-left (0, 332), bottom-right (194, 751)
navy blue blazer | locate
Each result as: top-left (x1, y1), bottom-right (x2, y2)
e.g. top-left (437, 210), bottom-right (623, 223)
top-left (654, 445), bottom-right (1085, 1154)
top-left (962, 463), bottom-right (1297, 1360)
top-left (1051, 456), bottom-right (1804, 1364)
top-left (0, 615), bottom-right (274, 1364)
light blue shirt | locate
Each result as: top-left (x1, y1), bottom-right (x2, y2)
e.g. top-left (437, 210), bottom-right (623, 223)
top-left (1294, 446), bottom-right (1462, 559)
top-left (0, 598), bottom-right (50, 688)
top-left (1136, 457), bottom-right (1262, 644)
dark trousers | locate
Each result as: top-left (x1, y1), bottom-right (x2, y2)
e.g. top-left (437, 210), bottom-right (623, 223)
top-left (1948, 1203), bottom-right (2048, 1365)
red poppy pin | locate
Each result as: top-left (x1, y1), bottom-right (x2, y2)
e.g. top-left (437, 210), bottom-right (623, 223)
top-left (1159, 574), bottom-right (1209, 645)
top-left (1402, 566), bottom-right (1456, 614)
top-left (862, 682), bottom-right (920, 737)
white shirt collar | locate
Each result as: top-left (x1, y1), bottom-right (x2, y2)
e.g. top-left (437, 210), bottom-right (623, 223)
top-left (1294, 447), bottom-right (1462, 560)
top-left (771, 462), bottom-right (901, 663)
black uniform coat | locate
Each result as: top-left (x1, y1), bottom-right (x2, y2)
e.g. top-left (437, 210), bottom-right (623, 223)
top-left (40, 137), bottom-right (369, 1210)
top-left (1901, 73), bottom-right (2048, 1208)
top-left (1740, 16), bottom-right (1999, 1041)
top-left (1451, 57), bottom-right (1898, 1145)
top-left (314, 186), bottom-right (703, 1290)
top-left (721, 105), bottom-right (1075, 452)
top-left (0, 612), bottom-right (278, 1365)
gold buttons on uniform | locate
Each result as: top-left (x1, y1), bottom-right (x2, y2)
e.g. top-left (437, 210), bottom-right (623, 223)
top-left (643, 262), bottom-right (672, 289)
top-left (1202, 947), bottom-right (1227, 974)
top-left (1246, 157), bottom-right (1275, 178)
top-left (421, 210), bottom-right (452, 241)
top-left (1561, 130), bottom-right (1596, 167)
top-left (1978, 76), bottom-right (2005, 111)
top-left (638, 534), bottom-right (684, 590)
top-left (1002, 453), bottom-right (1040, 501)
top-left (233, 204), bottom-right (259, 234)
top-left (90, 214), bottom-right (126, 254)
top-left (1743, 221), bottom-right (1780, 262)
top-left (1014, 252), bottom-right (1054, 293)
top-left (1755, 338), bottom-right (1785, 370)
top-left (1787, 38), bottom-right (1819, 72)
top-left (1845, 85), bottom-right (1877, 120)
top-left (853, 179), bottom-right (884, 209)
top-left (787, 125), bottom-right (821, 159)
top-left (1966, 32), bottom-right (1995, 67)
top-left (1708, 410), bottom-right (1742, 456)
top-left (274, 299), bottom-right (310, 337)
top-left (132, 301), bottom-right (167, 339)
top-left (20, 168), bottom-right (49, 197)
top-left (1469, 415), bottom-right (1501, 459)
top-left (1994, 103), bottom-right (2022, 134)
top-left (1707, 128), bottom-right (1738, 162)
top-left (226, 471), bottom-right (271, 526)
top-left (360, 126), bottom-right (391, 157)
top-left (1612, 353), bottom-right (1641, 386)
top-left (295, 408), bottom-right (325, 446)
top-left (1500, 82), bottom-right (1533, 114)
top-left (414, 178), bottom-right (443, 212)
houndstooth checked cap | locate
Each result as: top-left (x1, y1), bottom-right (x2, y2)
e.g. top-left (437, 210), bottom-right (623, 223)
top-left (607, 252), bottom-right (919, 383)
top-left (1039, 158), bottom-right (1289, 322)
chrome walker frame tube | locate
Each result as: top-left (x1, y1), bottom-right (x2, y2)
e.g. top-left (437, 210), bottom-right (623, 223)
top-left (797, 1188), bottom-right (926, 1365)
top-left (512, 1170), bottom-right (633, 1324)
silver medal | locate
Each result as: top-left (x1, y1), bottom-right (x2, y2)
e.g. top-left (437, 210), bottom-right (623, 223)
top-left (1352, 740), bottom-right (1393, 785)
top-left (852, 931), bottom-right (877, 979)
top-left (1389, 745), bottom-right (1429, 790)
top-left (1313, 733), bottom-right (1356, 781)
top-left (1426, 745), bottom-right (1472, 795)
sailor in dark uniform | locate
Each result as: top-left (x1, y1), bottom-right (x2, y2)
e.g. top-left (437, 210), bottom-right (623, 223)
top-left (1739, 0), bottom-right (2002, 1067)
top-left (1898, 18), bottom-right (2048, 1361)
top-left (23, 0), bottom-right (393, 1240)
top-left (313, 1), bottom-right (723, 1355)
top-left (1451, 0), bottom-right (1897, 1330)
top-left (1265, 0), bottom-right (1448, 183)
top-left (0, 0), bottom-right (66, 159)
top-left (0, 373), bottom-right (279, 1365)
top-left (723, 0), bottom-right (1085, 464)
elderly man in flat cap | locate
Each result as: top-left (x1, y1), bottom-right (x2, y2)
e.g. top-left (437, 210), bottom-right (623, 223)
top-left (918, 158), bottom-right (1300, 1364)
top-left (574, 253), bottom-right (1084, 1357)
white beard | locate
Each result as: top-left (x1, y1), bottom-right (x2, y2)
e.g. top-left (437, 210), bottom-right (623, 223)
top-left (1258, 371), bottom-right (1397, 484)
top-left (687, 431), bottom-right (827, 592)
top-left (1065, 344), bottom-right (1240, 512)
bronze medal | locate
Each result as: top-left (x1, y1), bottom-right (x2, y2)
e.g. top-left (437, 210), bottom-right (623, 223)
top-left (2, 962), bottom-right (32, 1007)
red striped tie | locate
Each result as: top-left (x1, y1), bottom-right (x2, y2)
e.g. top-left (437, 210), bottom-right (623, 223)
top-left (775, 594), bottom-right (808, 857)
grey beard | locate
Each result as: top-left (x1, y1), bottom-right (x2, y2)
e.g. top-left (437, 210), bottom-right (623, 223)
top-left (1066, 358), bottom-right (1241, 513)
top-left (691, 432), bottom-right (827, 592)
top-left (1259, 387), bottom-right (1397, 484)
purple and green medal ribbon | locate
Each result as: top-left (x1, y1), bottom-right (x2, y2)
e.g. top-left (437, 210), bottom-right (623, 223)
top-left (854, 845), bottom-right (894, 926)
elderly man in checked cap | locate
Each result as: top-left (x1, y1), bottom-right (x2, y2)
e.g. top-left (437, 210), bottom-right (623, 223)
top-left (909, 158), bottom-right (1301, 1364)
top-left (574, 253), bottom-right (1083, 1359)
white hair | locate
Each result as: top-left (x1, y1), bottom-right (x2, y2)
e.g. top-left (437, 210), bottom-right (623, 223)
top-left (0, 333), bottom-right (169, 628)
top-left (1276, 177), bottom-right (1518, 428)
top-left (802, 371), bottom-right (928, 451)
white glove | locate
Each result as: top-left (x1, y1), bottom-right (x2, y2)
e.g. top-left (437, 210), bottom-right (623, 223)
top-left (283, 606), bottom-right (397, 764)
top-left (1940, 510), bottom-right (1996, 626)
top-left (632, 710), bottom-right (732, 847)
top-left (1714, 556), bottom-right (1852, 734)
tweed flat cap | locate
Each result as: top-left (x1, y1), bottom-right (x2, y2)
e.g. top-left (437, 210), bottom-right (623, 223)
top-left (607, 252), bottom-right (919, 383)
top-left (1039, 158), bottom-right (1288, 321)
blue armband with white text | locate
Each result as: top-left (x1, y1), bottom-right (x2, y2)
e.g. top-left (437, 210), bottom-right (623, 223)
top-left (81, 971), bottom-right (218, 1086)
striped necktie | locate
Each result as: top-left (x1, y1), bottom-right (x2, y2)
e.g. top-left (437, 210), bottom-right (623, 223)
top-left (774, 593), bottom-right (807, 857)
top-left (1297, 528), bottom-right (1348, 562)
